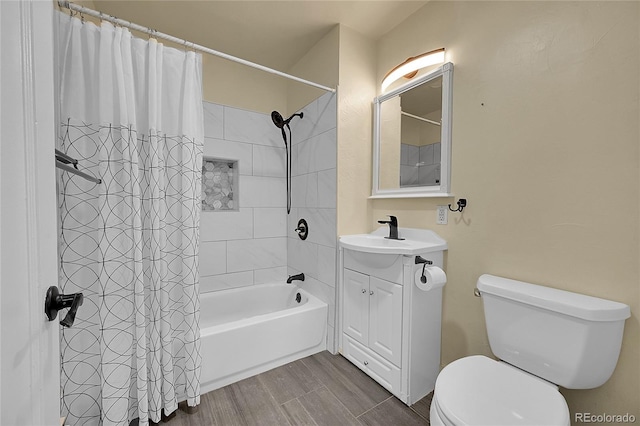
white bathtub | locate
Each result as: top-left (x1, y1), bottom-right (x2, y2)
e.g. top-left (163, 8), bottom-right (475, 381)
top-left (199, 283), bottom-right (328, 394)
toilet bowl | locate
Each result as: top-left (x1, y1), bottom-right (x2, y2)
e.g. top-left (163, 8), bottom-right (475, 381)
top-left (430, 274), bottom-right (630, 426)
top-left (430, 356), bottom-right (569, 426)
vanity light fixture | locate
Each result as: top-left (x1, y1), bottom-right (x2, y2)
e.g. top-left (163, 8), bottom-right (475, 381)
top-left (381, 48), bottom-right (445, 92)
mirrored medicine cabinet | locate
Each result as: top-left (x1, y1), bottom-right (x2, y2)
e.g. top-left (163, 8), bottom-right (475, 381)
top-left (371, 62), bottom-right (453, 198)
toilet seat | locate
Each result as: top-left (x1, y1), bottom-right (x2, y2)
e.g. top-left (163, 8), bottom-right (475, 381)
top-left (433, 355), bottom-right (570, 426)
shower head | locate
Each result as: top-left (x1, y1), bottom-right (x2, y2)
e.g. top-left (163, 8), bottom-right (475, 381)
top-left (271, 111), bottom-right (304, 129)
top-left (270, 110), bottom-right (303, 215)
top-left (271, 111), bottom-right (286, 128)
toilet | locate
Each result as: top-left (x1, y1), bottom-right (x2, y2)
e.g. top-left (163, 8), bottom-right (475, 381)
top-left (430, 274), bottom-right (630, 426)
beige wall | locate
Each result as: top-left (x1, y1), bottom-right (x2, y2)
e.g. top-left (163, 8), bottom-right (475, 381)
top-left (204, 16), bottom-right (340, 116)
top-left (203, 25), bottom-right (339, 116)
top-left (202, 55), bottom-right (288, 115)
top-left (364, 1), bottom-right (639, 420)
top-left (205, 19), bottom-right (340, 117)
top-left (287, 26), bottom-right (339, 115)
top-left (336, 25), bottom-right (377, 236)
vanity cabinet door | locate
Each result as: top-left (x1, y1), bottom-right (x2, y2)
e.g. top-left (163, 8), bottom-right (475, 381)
top-left (368, 276), bottom-right (402, 366)
top-left (343, 269), bottom-right (370, 346)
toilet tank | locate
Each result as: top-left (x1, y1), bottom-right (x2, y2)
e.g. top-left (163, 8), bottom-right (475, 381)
top-left (477, 274), bottom-right (630, 389)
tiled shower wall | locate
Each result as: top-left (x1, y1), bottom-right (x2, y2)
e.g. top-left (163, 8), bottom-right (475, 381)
top-left (400, 142), bottom-right (441, 186)
top-left (199, 102), bottom-right (288, 292)
top-left (287, 92), bottom-right (338, 352)
top-left (199, 93), bottom-right (338, 353)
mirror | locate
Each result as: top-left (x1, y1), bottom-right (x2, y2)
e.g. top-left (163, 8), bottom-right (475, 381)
top-left (372, 62), bottom-right (453, 198)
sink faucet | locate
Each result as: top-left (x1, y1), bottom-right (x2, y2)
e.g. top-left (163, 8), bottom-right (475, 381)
top-left (377, 215), bottom-right (404, 240)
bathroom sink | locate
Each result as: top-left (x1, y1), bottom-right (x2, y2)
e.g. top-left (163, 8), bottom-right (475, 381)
top-left (339, 227), bottom-right (447, 255)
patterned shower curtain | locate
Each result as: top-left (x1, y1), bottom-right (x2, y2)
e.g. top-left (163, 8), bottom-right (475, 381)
top-left (56, 13), bottom-right (203, 426)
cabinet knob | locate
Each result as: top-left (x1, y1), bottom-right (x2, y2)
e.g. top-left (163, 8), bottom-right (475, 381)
top-left (361, 289), bottom-right (366, 293)
top-left (364, 360), bottom-right (369, 366)
top-left (369, 290), bottom-right (374, 295)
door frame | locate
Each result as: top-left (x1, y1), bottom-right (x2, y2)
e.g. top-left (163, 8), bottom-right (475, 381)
top-left (1, 1), bottom-right (60, 424)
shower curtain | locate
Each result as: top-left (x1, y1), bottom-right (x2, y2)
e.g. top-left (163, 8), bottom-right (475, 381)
top-left (56, 13), bottom-right (203, 426)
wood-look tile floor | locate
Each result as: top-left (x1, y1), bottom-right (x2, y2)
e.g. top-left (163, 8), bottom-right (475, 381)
top-left (157, 351), bottom-right (432, 426)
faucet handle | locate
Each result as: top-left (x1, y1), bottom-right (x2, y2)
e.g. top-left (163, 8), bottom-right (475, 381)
top-left (377, 215), bottom-right (397, 225)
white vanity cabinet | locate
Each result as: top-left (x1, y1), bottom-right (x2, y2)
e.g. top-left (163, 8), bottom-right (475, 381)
top-left (342, 264), bottom-right (404, 393)
top-left (343, 269), bottom-right (403, 366)
top-left (338, 227), bottom-right (447, 406)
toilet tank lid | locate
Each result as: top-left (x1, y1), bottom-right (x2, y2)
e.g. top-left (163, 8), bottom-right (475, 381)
top-left (477, 274), bottom-right (630, 322)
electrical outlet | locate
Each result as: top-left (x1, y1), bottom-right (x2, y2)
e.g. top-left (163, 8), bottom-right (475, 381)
top-left (437, 205), bottom-right (448, 224)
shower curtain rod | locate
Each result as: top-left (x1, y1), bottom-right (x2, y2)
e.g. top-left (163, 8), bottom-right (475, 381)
top-left (57, 1), bottom-right (336, 93)
top-left (401, 111), bottom-right (441, 126)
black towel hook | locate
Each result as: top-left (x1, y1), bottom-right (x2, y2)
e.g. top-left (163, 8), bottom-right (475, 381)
top-left (448, 198), bottom-right (467, 213)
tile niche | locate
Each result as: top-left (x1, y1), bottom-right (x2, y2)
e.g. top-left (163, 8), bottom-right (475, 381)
top-left (202, 157), bottom-right (238, 211)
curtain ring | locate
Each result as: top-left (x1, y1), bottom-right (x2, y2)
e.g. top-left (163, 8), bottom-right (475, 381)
top-left (182, 40), bottom-right (196, 53)
top-left (181, 40), bottom-right (196, 53)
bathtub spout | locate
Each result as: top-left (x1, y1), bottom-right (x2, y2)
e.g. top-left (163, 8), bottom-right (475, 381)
top-left (287, 273), bottom-right (305, 284)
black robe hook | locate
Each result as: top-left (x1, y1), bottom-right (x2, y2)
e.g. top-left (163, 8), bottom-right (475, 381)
top-left (448, 198), bottom-right (467, 213)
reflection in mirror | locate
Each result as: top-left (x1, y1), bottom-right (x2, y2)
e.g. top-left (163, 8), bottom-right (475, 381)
top-left (372, 63), bottom-right (453, 198)
top-left (380, 76), bottom-right (442, 189)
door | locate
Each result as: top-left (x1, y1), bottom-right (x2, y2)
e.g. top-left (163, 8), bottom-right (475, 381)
top-left (1, 1), bottom-right (60, 424)
top-left (343, 269), bottom-right (369, 345)
top-left (368, 276), bottom-right (402, 366)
